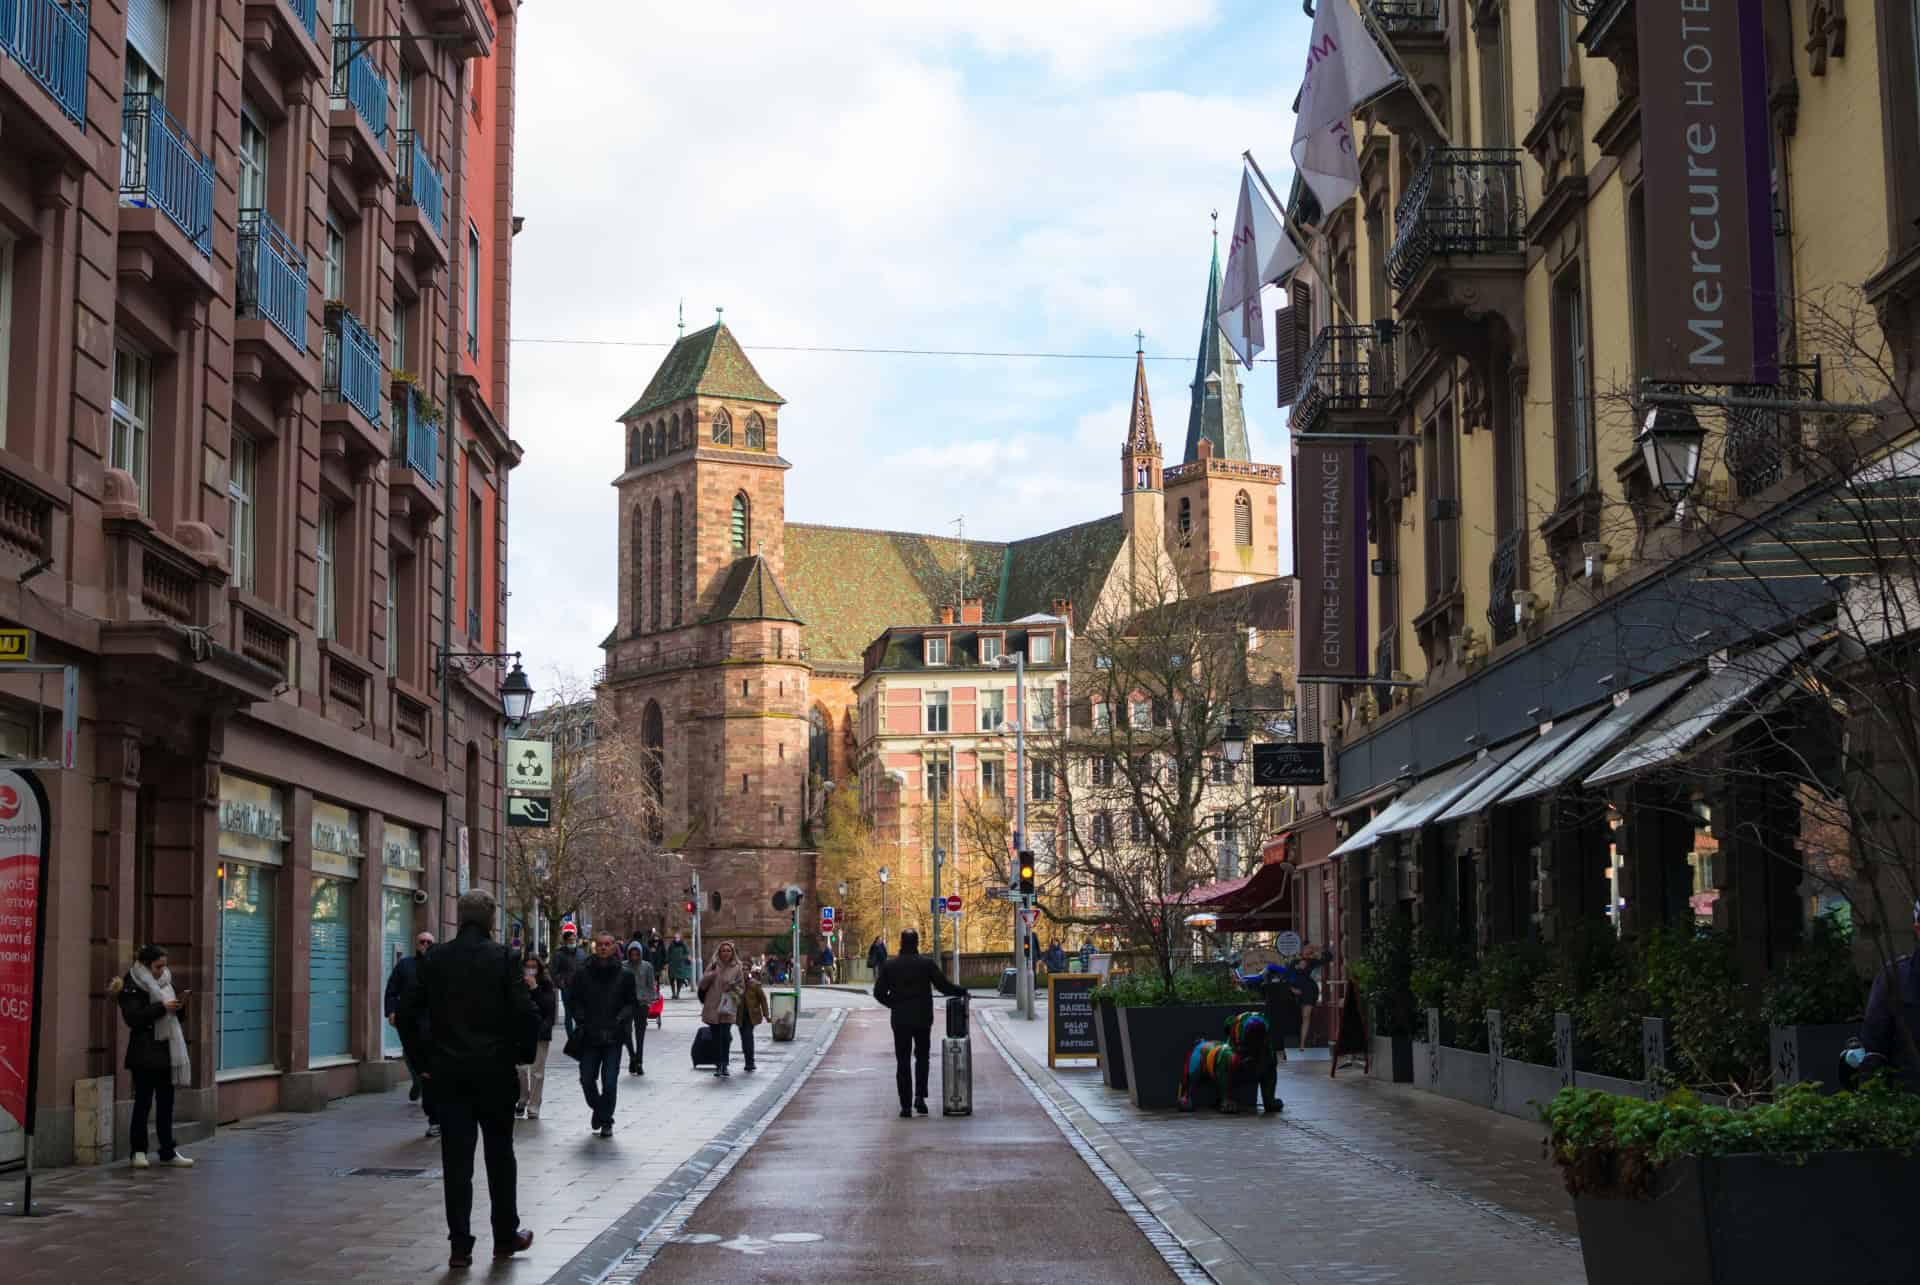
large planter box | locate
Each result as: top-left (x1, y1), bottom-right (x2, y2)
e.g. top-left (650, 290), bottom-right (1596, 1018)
top-left (1494, 1057), bottom-right (1564, 1121)
top-left (1094, 999), bottom-right (1127, 1092)
top-left (1115, 1004), bottom-right (1251, 1110)
top-left (1367, 1034), bottom-right (1415, 1082)
top-left (1431, 1046), bottom-right (1493, 1108)
top-left (1574, 1070), bottom-right (1643, 1098)
top-left (1770, 1022), bottom-right (1856, 1095)
top-left (1572, 1149), bottom-right (1920, 1285)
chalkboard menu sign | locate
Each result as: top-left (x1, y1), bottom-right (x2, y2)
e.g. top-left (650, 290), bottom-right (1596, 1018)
top-left (1047, 973), bottom-right (1101, 1067)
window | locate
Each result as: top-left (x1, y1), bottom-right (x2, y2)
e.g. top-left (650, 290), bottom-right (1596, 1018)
top-left (1478, 11), bottom-right (1514, 150)
top-left (467, 494), bottom-right (483, 639)
top-left (395, 66), bottom-right (413, 132)
top-left (1129, 809), bottom-right (1148, 842)
top-left (1031, 759), bottom-right (1054, 801)
top-left (385, 550), bottom-right (397, 674)
top-left (1130, 699), bottom-right (1152, 730)
top-left (668, 413), bottom-right (680, 452)
top-left (111, 344), bottom-right (153, 511)
top-left (239, 110), bottom-right (269, 212)
top-left (978, 688), bottom-right (1004, 732)
top-left (1029, 633), bottom-right (1053, 664)
top-left (630, 505), bottom-right (644, 630)
top-left (466, 224), bottom-right (480, 355)
top-left (1211, 756), bottom-right (1237, 784)
top-left (1030, 687), bottom-right (1054, 729)
top-left (1092, 811), bottom-right (1114, 848)
top-left (925, 690), bottom-right (949, 733)
top-left (1539, 0), bottom-right (1575, 92)
top-left (324, 214), bottom-right (346, 301)
top-left (925, 757), bottom-right (951, 803)
top-left (229, 432), bottom-right (257, 593)
top-left (1552, 268), bottom-right (1592, 498)
top-left (650, 499), bottom-right (663, 630)
top-left (1422, 403), bottom-right (1460, 597)
top-left (925, 636), bottom-right (948, 666)
top-left (1093, 701), bottom-right (1112, 730)
top-left (1233, 491), bottom-right (1253, 546)
top-left (980, 758), bottom-right (1002, 795)
top-left (393, 297), bottom-right (413, 373)
top-left (1091, 756), bottom-right (1114, 787)
top-left (711, 408), bottom-right (731, 445)
top-left (745, 412), bottom-right (766, 449)
top-left (1177, 496), bottom-right (1191, 543)
top-left (316, 503), bottom-right (338, 640)
top-left (1131, 753), bottom-right (1154, 784)
top-left (667, 492), bottom-right (685, 624)
top-left (979, 635), bottom-right (1001, 665)
top-left (0, 236), bottom-right (11, 445)
top-left (731, 492), bottom-right (750, 552)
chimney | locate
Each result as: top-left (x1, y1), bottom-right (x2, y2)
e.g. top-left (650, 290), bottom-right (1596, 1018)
top-left (1197, 438), bottom-right (1214, 461)
top-left (1050, 597), bottom-right (1073, 627)
top-left (938, 606), bottom-right (955, 625)
top-left (961, 597), bottom-right (983, 624)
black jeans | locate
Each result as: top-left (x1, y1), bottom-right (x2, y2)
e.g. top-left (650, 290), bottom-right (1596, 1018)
top-left (129, 1067), bottom-right (176, 1157)
top-left (737, 1017), bottom-right (755, 1069)
top-left (892, 1024), bottom-right (931, 1108)
top-left (624, 1015), bottom-right (647, 1070)
top-left (578, 1041), bottom-right (621, 1127)
top-left (707, 1021), bottom-right (733, 1070)
top-left (437, 1093), bottom-right (518, 1250)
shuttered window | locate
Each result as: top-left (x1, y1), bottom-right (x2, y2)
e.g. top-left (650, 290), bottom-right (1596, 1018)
top-left (308, 876), bottom-right (352, 1059)
top-left (126, 0), bottom-right (171, 84)
top-left (1233, 490), bottom-right (1253, 547)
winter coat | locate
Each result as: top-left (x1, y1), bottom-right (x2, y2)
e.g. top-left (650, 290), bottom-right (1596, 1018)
top-left (383, 952), bottom-right (423, 1018)
top-left (873, 950), bottom-right (965, 1030)
top-left (529, 976), bottom-right (558, 1042)
top-left (667, 939), bottom-right (693, 982)
top-left (1862, 953), bottom-right (1920, 1090)
top-left (699, 958), bottom-right (747, 1024)
top-left (113, 971), bottom-right (181, 1077)
top-left (399, 924), bottom-right (537, 1103)
top-left (867, 941), bottom-right (887, 971)
top-left (623, 958), bottom-right (659, 1008)
top-left (566, 956), bottom-right (638, 1048)
top-left (646, 941), bottom-right (667, 974)
top-left (739, 977), bottom-right (770, 1027)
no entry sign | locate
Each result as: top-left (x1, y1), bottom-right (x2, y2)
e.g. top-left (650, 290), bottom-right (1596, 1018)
top-left (944, 894), bottom-right (963, 912)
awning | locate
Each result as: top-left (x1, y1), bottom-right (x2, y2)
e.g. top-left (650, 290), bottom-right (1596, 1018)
top-left (1582, 626), bottom-right (1831, 788)
top-left (1328, 791), bottom-right (1418, 857)
top-left (1497, 671), bottom-right (1697, 804)
top-left (1376, 739), bottom-right (1530, 836)
top-left (1434, 708), bottom-right (1607, 824)
top-left (1186, 860), bottom-right (1294, 933)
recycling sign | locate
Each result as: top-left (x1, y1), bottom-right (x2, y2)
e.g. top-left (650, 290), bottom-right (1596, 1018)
top-left (507, 739), bottom-right (552, 793)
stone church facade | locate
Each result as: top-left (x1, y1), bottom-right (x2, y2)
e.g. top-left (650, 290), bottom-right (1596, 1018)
top-left (599, 244), bottom-right (1284, 944)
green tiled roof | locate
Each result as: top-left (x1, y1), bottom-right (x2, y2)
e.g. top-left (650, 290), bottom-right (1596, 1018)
top-left (1000, 515), bottom-right (1127, 626)
top-left (785, 525), bottom-right (1006, 663)
top-left (1183, 237), bottom-right (1251, 463)
top-left (707, 555), bottom-right (804, 623)
top-left (616, 323), bottom-right (785, 422)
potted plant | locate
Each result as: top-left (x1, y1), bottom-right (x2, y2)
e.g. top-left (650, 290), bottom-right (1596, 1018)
top-left (1110, 967), bottom-right (1260, 1110)
top-left (1090, 978), bottom-right (1130, 1091)
top-left (1353, 911), bottom-right (1416, 1082)
top-left (1543, 1080), bottom-right (1920, 1284)
top-left (1762, 910), bottom-right (1864, 1094)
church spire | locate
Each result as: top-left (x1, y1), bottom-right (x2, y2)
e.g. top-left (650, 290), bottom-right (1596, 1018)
top-left (1122, 331), bottom-right (1161, 494)
top-left (1183, 228), bottom-right (1251, 464)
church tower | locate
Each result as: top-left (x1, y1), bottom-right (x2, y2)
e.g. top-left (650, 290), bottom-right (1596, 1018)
top-left (1120, 338), bottom-right (1166, 605)
top-left (602, 321), bottom-right (814, 944)
top-left (1165, 235), bottom-right (1284, 595)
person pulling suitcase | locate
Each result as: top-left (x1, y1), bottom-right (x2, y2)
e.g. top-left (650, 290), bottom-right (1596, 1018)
top-left (872, 929), bottom-right (965, 1118)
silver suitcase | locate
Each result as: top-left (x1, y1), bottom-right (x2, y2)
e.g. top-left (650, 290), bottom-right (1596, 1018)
top-left (941, 1036), bottom-right (972, 1116)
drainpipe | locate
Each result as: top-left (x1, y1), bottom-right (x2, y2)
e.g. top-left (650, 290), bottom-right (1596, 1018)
top-left (437, 52), bottom-right (468, 930)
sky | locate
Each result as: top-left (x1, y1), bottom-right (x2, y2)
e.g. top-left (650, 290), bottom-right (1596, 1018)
top-left (504, 0), bottom-right (1314, 689)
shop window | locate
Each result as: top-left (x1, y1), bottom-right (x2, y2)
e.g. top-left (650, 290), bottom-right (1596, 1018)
top-left (218, 861), bottom-right (277, 1071)
top-left (309, 874), bottom-right (353, 1059)
top-left (380, 885), bottom-right (413, 1057)
top-left (112, 343), bottom-right (154, 511)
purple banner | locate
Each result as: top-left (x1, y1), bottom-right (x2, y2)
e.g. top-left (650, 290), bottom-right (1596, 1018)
top-left (1293, 441), bottom-right (1369, 679)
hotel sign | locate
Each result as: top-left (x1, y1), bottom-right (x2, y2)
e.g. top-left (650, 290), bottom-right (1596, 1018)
top-left (1637, 0), bottom-right (1777, 386)
top-left (1293, 440), bottom-right (1369, 679)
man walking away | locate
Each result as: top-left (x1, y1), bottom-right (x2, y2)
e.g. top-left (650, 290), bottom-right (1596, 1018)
top-left (818, 940), bottom-right (835, 985)
top-left (399, 890), bottom-right (535, 1269)
top-left (873, 929), bottom-right (965, 1118)
top-left (567, 931), bottom-right (637, 1136)
top-left (867, 936), bottom-right (887, 977)
top-left (622, 942), bottom-right (658, 1076)
top-left (666, 933), bottom-right (692, 999)
top-left (385, 931), bottom-right (437, 1133)
top-left (549, 921), bottom-right (583, 1029)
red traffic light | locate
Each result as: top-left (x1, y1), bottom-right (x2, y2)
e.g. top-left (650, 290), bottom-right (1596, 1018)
top-left (684, 900), bottom-right (696, 915)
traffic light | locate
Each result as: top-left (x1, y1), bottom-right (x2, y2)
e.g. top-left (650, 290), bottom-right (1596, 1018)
top-left (1017, 849), bottom-right (1035, 896)
top-left (684, 899), bottom-right (696, 916)
top-left (771, 884), bottom-right (805, 911)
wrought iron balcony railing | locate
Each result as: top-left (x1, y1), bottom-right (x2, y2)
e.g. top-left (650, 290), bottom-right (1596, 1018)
top-left (395, 129), bottom-right (446, 240)
top-left (1369, 0), bottom-right (1441, 33)
top-left (330, 24), bottom-right (389, 145)
top-left (283, 0), bottom-right (316, 38)
top-left (0, 0), bottom-right (89, 127)
top-left (121, 93), bottom-right (214, 256)
top-left (1292, 323), bottom-right (1397, 433)
top-left (1487, 528), bottom-right (1522, 644)
top-left (1374, 630), bottom-right (1399, 711)
top-left (237, 208), bottom-right (308, 349)
top-left (323, 305), bottom-right (383, 426)
top-left (390, 383), bottom-right (439, 484)
top-left (1387, 148), bottom-right (1527, 291)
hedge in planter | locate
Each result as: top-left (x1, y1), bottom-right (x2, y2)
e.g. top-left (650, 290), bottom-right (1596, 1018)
top-left (1543, 1080), bottom-right (1920, 1285)
top-left (1100, 969), bottom-right (1260, 1110)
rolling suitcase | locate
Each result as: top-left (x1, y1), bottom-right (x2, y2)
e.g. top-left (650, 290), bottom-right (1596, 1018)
top-left (942, 1036), bottom-right (972, 1116)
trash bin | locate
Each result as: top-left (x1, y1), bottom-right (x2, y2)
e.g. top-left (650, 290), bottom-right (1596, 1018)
top-left (998, 968), bottom-right (1019, 997)
top-left (770, 989), bottom-right (799, 1041)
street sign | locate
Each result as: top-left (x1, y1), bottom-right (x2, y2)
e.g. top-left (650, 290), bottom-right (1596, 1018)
top-left (506, 795), bottom-right (551, 828)
top-left (1276, 930), bottom-right (1303, 957)
top-left (1253, 741), bottom-right (1326, 787)
top-left (1019, 908), bottom-right (1040, 929)
top-left (944, 894), bottom-right (962, 913)
top-left (0, 628), bottom-right (33, 661)
top-left (507, 738), bottom-right (553, 792)
top-left (985, 885), bottom-right (1011, 901)
top-left (930, 897), bottom-right (945, 914)
top-left (821, 906), bottom-right (835, 922)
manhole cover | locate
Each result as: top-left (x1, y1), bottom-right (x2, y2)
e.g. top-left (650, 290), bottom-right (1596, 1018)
top-left (342, 1166), bottom-right (437, 1178)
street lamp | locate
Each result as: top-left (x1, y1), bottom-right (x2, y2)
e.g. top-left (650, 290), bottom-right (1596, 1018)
top-left (1221, 715), bottom-right (1249, 765)
top-left (437, 648), bottom-right (536, 724)
top-left (1638, 404), bottom-right (1706, 502)
top-left (878, 864), bottom-right (890, 951)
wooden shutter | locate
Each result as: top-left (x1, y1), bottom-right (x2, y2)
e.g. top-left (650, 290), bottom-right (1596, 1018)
top-left (1276, 279), bottom-right (1315, 408)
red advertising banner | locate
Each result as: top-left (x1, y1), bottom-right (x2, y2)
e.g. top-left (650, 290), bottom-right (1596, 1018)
top-left (1293, 440), bottom-right (1370, 678)
top-left (1636, 0), bottom-right (1778, 385)
top-left (0, 769), bottom-right (51, 1136)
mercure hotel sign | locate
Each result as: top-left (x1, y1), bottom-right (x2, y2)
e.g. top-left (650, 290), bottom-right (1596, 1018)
top-left (1638, 0), bottom-right (1778, 386)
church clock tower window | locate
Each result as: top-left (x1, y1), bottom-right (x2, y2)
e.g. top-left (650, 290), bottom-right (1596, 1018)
top-left (631, 506), bottom-right (644, 630)
top-left (731, 493), bottom-right (751, 551)
top-left (745, 412), bottom-right (766, 450)
top-left (650, 499), bottom-right (664, 630)
top-left (712, 408), bottom-right (732, 445)
top-left (1178, 497), bottom-right (1192, 543)
top-left (672, 494), bottom-right (685, 625)
top-left (1233, 491), bottom-right (1252, 546)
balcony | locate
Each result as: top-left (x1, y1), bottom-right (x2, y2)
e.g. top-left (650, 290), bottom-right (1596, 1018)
top-left (425, 0), bottom-right (495, 58)
top-left (235, 209), bottom-right (314, 387)
top-left (1368, 0), bottom-right (1440, 33)
top-left (242, 0), bottom-right (327, 85)
top-left (328, 24), bottom-right (395, 187)
top-left (1487, 529), bottom-right (1523, 644)
top-left (1290, 323), bottom-right (1397, 436)
top-left (0, 0), bottom-right (88, 130)
top-left (322, 304), bottom-right (383, 455)
top-left (1373, 631), bottom-right (1400, 713)
top-left (118, 94), bottom-right (219, 297)
top-left (388, 381), bottom-right (443, 525)
top-left (1354, 0), bottom-right (1448, 143)
top-left (395, 129), bottom-right (449, 269)
top-left (1387, 148), bottom-right (1527, 346)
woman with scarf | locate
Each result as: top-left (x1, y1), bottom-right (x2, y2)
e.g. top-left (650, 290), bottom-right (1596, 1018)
top-left (697, 941), bottom-right (747, 1078)
top-left (111, 944), bottom-right (196, 1168)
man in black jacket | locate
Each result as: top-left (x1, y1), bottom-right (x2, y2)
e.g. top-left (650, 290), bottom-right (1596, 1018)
top-left (384, 930), bottom-right (436, 1130)
top-left (549, 927), bottom-right (587, 1038)
top-left (1860, 900), bottom-right (1920, 1090)
top-left (399, 890), bottom-right (536, 1269)
top-left (566, 930), bottom-right (638, 1137)
top-left (873, 929), bottom-right (965, 1118)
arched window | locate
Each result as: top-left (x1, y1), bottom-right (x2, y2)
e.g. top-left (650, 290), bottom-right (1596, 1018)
top-left (672, 493), bottom-right (685, 626)
top-left (731, 492), bottom-right (750, 552)
top-left (641, 425), bottom-right (654, 463)
top-left (1233, 491), bottom-right (1252, 547)
top-left (745, 412), bottom-right (766, 450)
top-left (1177, 496), bottom-right (1192, 544)
top-left (650, 498), bottom-right (664, 630)
top-left (711, 408), bottom-right (732, 446)
top-left (627, 426), bottom-right (641, 468)
top-left (641, 700), bottom-right (665, 843)
top-left (641, 503), bottom-right (656, 630)
top-left (808, 705), bottom-right (831, 781)
top-left (668, 412), bottom-right (680, 452)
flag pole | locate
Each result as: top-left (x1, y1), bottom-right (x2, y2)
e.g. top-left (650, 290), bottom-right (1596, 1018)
top-left (1243, 151), bottom-right (1359, 330)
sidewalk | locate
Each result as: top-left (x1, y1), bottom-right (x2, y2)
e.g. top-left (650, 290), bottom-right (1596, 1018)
top-left (985, 997), bottom-right (1586, 1285)
top-left (0, 994), bottom-right (847, 1284)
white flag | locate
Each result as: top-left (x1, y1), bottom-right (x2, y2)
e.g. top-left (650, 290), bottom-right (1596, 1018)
top-left (1290, 0), bottom-right (1397, 214)
top-left (1218, 168), bottom-right (1303, 369)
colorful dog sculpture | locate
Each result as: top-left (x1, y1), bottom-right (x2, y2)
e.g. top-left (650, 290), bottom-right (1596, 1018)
top-left (1177, 1010), bottom-right (1282, 1115)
